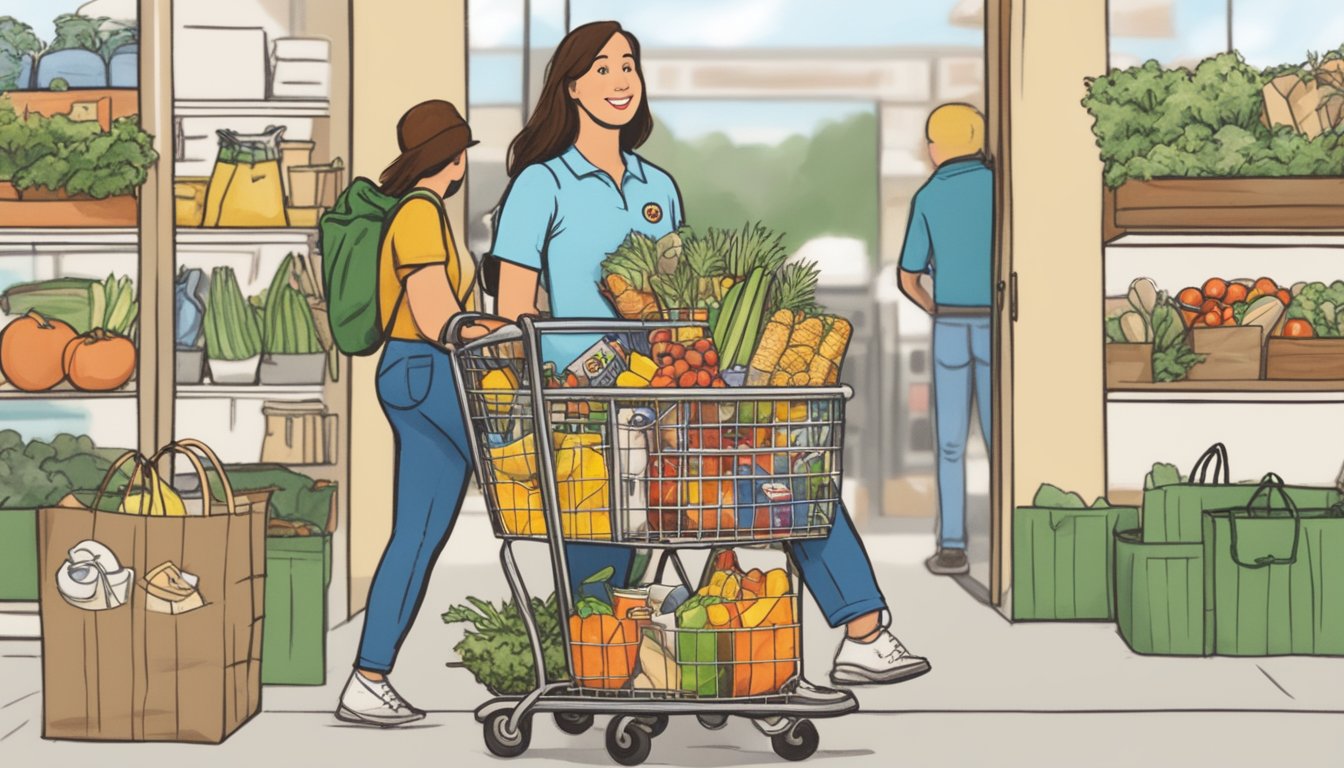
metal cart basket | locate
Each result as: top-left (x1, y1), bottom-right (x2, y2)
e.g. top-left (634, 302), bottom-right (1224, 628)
top-left (450, 316), bottom-right (858, 764)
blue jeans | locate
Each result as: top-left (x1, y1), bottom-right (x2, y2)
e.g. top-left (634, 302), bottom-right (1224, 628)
top-left (356, 341), bottom-right (629, 671)
top-left (932, 316), bottom-right (992, 550)
top-left (357, 341), bottom-right (474, 673)
top-left (792, 503), bottom-right (888, 627)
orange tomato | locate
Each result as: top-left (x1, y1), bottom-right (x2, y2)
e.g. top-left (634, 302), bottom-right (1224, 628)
top-left (1200, 299), bottom-right (1221, 314)
top-left (1254, 277), bottom-right (1278, 296)
top-left (1224, 283), bottom-right (1249, 304)
top-left (1202, 278), bottom-right (1228, 300)
top-left (1177, 287), bottom-right (1204, 307)
top-left (1181, 309), bottom-right (1199, 327)
top-left (1222, 306), bottom-right (1234, 323)
top-left (1283, 319), bottom-right (1314, 338)
top-left (1276, 289), bottom-right (1292, 306)
top-left (1204, 310), bottom-right (1223, 327)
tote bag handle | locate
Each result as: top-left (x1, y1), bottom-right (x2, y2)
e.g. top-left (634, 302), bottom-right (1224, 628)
top-left (1228, 472), bottom-right (1301, 569)
top-left (1191, 443), bottom-right (1230, 486)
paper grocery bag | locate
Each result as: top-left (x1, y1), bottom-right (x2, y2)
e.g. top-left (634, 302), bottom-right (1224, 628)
top-left (39, 440), bottom-right (269, 743)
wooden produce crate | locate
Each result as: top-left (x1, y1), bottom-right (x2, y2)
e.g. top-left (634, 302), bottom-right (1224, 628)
top-left (1105, 342), bottom-right (1152, 387)
top-left (1264, 338), bottom-right (1344, 380)
top-left (1187, 326), bottom-right (1262, 381)
top-left (1105, 178), bottom-right (1344, 240)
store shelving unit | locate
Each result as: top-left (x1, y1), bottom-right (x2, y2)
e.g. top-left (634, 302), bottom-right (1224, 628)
top-left (1104, 229), bottom-right (1344, 492)
top-left (165, 0), bottom-right (353, 627)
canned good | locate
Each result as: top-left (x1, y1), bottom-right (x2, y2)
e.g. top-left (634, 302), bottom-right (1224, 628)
top-left (761, 482), bottom-right (793, 530)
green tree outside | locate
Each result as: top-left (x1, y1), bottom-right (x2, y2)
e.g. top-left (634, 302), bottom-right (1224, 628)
top-left (642, 110), bottom-right (880, 260)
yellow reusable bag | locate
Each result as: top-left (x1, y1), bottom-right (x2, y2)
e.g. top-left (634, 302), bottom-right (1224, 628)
top-left (202, 126), bottom-right (289, 227)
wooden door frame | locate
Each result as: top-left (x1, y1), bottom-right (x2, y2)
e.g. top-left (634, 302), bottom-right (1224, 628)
top-left (987, 0), bottom-right (1014, 609)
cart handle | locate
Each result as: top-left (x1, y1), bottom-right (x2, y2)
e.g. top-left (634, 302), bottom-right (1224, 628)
top-left (441, 312), bottom-right (515, 349)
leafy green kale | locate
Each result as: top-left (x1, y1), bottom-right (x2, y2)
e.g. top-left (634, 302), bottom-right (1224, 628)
top-left (8, 113), bottom-right (156, 198)
top-left (1084, 50), bottom-right (1344, 187)
top-left (0, 430), bottom-right (126, 509)
top-left (443, 593), bottom-right (568, 695)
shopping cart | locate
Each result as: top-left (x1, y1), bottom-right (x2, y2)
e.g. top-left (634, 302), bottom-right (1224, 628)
top-left (448, 315), bottom-right (858, 765)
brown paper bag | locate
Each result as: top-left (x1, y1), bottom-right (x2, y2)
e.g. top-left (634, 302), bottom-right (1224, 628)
top-left (1261, 70), bottom-right (1344, 139)
top-left (39, 440), bottom-right (269, 743)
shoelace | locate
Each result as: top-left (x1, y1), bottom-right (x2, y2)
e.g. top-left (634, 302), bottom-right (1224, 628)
top-left (369, 679), bottom-right (407, 711)
top-left (875, 633), bottom-right (908, 663)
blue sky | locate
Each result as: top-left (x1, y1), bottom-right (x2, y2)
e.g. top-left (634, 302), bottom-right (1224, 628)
top-left (2, 0), bottom-right (95, 43)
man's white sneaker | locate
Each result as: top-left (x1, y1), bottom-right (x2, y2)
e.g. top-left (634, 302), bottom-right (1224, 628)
top-left (830, 629), bottom-right (931, 686)
top-left (335, 671), bottom-right (426, 727)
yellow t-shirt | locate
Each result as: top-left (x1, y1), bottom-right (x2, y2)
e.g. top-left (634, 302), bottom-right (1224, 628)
top-left (378, 196), bottom-right (477, 341)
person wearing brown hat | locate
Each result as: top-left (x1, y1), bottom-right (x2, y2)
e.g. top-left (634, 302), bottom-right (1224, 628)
top-left (336, 99), bottom-right (484, 727)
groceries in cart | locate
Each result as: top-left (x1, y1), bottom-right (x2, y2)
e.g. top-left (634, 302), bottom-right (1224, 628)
top-left (599, 224), bottom-right (854, 388)
top-left (486, 430), bottom-right (612, 540)
top-left (564, 553), bottom-right (798, 697)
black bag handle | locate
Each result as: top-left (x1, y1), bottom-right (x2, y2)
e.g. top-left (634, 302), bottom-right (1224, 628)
top-left (1191, 443), bottom-right (1230, 486)
top-left (1228, 472), bottom-right (1301, 569)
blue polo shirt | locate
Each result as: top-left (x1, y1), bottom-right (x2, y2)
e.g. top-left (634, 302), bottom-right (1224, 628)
top-left (898, 156), bottom-right (994, 308)
top-left (492, 145), bottom-right (683, 367)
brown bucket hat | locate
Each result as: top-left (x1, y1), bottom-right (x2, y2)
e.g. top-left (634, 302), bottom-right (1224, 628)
top-left (379, 100), bottom-right (479, 192)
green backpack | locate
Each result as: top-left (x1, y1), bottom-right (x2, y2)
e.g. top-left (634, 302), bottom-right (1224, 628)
top-left (319, 178), bottom-right (442, 355)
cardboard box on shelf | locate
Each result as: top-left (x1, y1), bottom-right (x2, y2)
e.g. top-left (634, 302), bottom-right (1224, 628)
top-left (1104, 342), bottom-right (1153, 387)
top-left (175, 26), bottom-right (268, 100)
top-left (1187, 326), bottom-right (1262, 381)
top-left (288, 161), bottom-right (344, 208)
top-left (280, 140), bottom-right (316, 203)
top-left (271, 60), bottom-right (330, 100)
top-left (261, 400), bottom-right (337, 465)
top-left (273, 38), bottom-right (331, 61)
top-left (270, 37), bottom-right (331, 100)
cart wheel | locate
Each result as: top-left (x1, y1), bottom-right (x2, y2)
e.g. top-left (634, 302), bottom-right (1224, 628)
top-left (771, 719), bottom-right (819, 762)
top-left (697, 714), bottom-right (728, 730)
top-left (483, 710), bottom-right (531, 758)
top-left (554, 712), bottom-right (593, 735)
top-left (637, 714), bottom-right (669, 737)
top-left (606, 716), bottom-right (653, 766)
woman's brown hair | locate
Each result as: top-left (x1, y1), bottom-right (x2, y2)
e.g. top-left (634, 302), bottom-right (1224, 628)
top-left (506, 21), bottom-right (653, 177)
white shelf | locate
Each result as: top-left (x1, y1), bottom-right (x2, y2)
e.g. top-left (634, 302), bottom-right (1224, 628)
top-left (174, 99), bottom-right (330, 118)
top-left (1108, 233), bottom-right (1344, 248)
top-left (1108, 388), bottom-right (1344, 404)
top-left (0, 386), bottom-right (135, 400)
top-left (0, 228), bottom-right (316, 249)
top-left (178, 384), bottom-right (325, 400)
top-left (177, 228), bottom-right (317, 247)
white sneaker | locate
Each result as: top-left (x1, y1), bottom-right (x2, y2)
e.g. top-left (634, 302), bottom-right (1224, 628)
top-left (779, 676), bottom-right (852, 705)
top-left (335, 671), bottom-right (426, 727)
top-left (830, 629), bottom-right (931, 686)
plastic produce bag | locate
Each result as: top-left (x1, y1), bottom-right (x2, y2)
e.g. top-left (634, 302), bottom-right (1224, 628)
top-left (203, 126), bottom-right (289, 227)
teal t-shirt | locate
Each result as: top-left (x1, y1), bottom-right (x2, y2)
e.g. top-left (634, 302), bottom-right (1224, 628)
top-left (491, 145), bottom-right (684, 368)
top-left (898, 156), bottom-right (994, 308)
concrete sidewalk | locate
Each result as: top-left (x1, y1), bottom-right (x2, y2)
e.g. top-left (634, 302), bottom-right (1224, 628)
top-left (3, 513), bottom-right (1343, 766)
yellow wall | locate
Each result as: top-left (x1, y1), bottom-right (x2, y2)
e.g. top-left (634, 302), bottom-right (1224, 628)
top-left (1001, 0), bottom-right (1108, 583)
top-left (349, 0), bottom-right (467, 615)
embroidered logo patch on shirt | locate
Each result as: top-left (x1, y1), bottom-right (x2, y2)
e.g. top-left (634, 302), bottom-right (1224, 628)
top-left (642, 203), bottom-right (663, 223)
